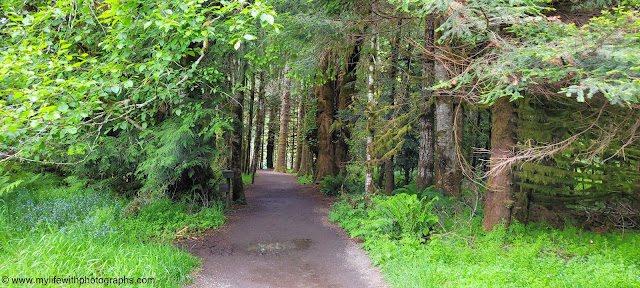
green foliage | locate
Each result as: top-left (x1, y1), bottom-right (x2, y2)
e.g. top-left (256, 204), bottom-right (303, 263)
top-left (0, 175), bottom-right (225, 287)
top-left (0, 0), bottom-right (277, 162)
top-left (330, 195), bottom-right (640, 287)
top-left (473, 3), bottom-right (640, 105)
top-left (242, 173), bottom-right (253, 185)
top-left (296, 174), bottom-right (313, 185)
top-left (318, 173), bottom-right (357, 196)
top-left (369, 194), bottom-right (439, 239)
top-left (124, 198), bottom-right (225, 242)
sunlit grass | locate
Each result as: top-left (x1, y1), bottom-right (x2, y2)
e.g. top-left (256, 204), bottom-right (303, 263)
top-left (330, 194), bottom-right (640, 288)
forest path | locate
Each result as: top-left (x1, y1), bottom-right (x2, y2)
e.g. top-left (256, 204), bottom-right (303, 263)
top-left (183, 170), bottom-right (388, 288)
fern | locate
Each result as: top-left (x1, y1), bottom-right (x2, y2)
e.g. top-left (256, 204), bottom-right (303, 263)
top-left (369, 193), bottom-right (439, 239)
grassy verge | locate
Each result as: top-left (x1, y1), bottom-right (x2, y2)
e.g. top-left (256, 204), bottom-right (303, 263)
top-left (0, 177), bottom-right (225, 287)
top-left (329, 193), bottom-right (640, 288)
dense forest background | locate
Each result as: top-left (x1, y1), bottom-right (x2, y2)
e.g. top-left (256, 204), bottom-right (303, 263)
top-left (1, 0), bottom-right (640, 286)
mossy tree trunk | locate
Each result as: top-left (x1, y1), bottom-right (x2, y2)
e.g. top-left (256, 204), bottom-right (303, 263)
top-left (365, 25), bottom-right (379, 194)
top-left (335, 40), bottom-right (362, 176)
top-left (482, 96), bottom-right (516, 231)
top-left (383, 19), bottom-right (401, 195)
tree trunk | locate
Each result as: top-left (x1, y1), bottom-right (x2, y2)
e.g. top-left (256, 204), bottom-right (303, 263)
top-left (383, 19), bottom-right (402, 195)
top-left (266, 101), bottom-right (278, 169)
top-left (482, 96), bottom-right (516, 231)
top-left (298, 87), bottom-right (314, 176)
top-left (251, 72), bottom-right (266, 183)
top-left (335, 41), bottom-right (362, 176)
top-left (294, 92), bottom-right (305, 172)
top-left (275, 66), bottom-right (292, 172)
top-left (244, 73), bottom-right (255, 174)
top-left (230, 58), bottom-right (245, 202)
top-left (433, 14), bottom-right (461, 197)
top-left (416, 16), bottom-right (436, 192)
top-left (315, 51), bottom-right (337, 182)
top-left (365, 25), bottom-right (379, 194)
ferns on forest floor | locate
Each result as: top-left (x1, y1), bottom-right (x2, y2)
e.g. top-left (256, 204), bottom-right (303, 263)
top-left (330, 193), bottom-right (640, 288)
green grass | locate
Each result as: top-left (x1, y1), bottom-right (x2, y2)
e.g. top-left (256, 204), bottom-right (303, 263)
top-left (0, 177), bottom-right (225, 287)
top-left (242, 173), bottom-right (255, 185)
top-left (329, 193), bottom-right (640, 288)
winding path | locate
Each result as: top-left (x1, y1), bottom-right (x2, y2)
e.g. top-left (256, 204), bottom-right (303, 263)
top-left (184, 170), bottom-right (388, 288)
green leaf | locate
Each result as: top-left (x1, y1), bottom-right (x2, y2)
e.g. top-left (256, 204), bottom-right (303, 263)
top-left (58, 104), bottom-right (69, 112)
top-left (266, 14), bottom-right (274, 25)
top-left (111, 86), bottom-right (121, 94)
top-left (144, 21), bottom-right (153, 29)
top-left (243, 34), bottom-right (256, 41)
top-left (234, 41), bottom-right (241, 50)
top-left (175, 109), bottom-right (182, 116)
top-left (124, 80), bottom-right (134, 88)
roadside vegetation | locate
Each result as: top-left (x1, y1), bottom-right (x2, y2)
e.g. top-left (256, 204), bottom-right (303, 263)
top-left (0, 171), bottom-right (225, 287)
top-left (326, 174), bottom-right (640, 288)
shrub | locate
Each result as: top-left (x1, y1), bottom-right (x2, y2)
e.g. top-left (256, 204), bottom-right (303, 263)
top-left (369, 193), bottom-right (439, 239)
top-left (319, 173), bottom-right (357, 196)
top-left (297, 174), bottom-right (313, 185)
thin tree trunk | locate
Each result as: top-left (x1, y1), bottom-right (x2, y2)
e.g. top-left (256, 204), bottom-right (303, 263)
top-left (315, 51), bottom-right (337, 182)
top-left (298, 87), bottom-right (314, 176)
top-left (266, 101), bottom-right (278, 169)
top-left (244, 73), bottom-right (255, 173)
top-left (482, 96), bottom-right (516, 231)
top-left (416, 16), bottom-right (436, 192)
top-left (294, 92), bottom-right (305, 172)
top-left (275, 66), bottom-right (292, 172)
top-left (230, 57), bottom-right (245, 202)
top-left (383, 19), bottom-right (402, 195)
top-left (365, 25), bottom-right (378, 194)
top-left (251, 72), bottom-right (266, 183)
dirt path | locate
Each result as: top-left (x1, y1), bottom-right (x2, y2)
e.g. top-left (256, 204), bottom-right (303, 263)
top-left (183, 170), bottom-right (388, 288)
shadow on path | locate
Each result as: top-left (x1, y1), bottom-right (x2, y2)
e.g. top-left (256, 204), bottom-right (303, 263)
top-left (183, 170), bottom-right (388, 288)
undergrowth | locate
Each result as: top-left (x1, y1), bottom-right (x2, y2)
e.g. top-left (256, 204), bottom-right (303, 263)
top-left (329, 187), bottom-right (640, 288)
top-left (296, 174), bottom-right (313, 185)
top-left (0, 176), bottom-right (225, 287)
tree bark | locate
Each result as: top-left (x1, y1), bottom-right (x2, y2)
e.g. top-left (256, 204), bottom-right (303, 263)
top-left (251, 72), bottom-right (266, 183)
top-left (335, 40), bottom-right (362, 176)
top-left (266, 100), bottom-right (278, 169)
top-left (230, 57), bottom-right (245, 202)
top-left (298, 87), bottom-right (314, 176)
top-left (365, 24), bottom-right (379, 194)
top-left (433, 15), bottom-right (461, 197)
top-left (482, 96), bottom-right (516, 231)
top-left (243, 73), bottom-right (256, 174)
top-left (294, 92), bottom-right (305, 172)
top-left (416, 16), bottom-right (436, 192)
top-left (315, 51), bottom-right (337, 182)
top-left (275, 66), bottom-right (292, 172)
top-left (383, 19), bottom-right (402, 195)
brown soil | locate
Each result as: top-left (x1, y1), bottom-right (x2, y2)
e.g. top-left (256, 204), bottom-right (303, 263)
top-left (181, 170), bottom-right (388, 288)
